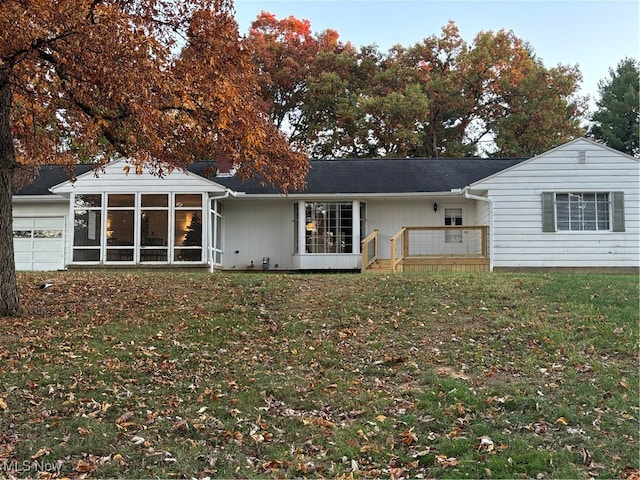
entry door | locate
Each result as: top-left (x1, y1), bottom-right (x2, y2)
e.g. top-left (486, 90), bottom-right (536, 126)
top-left (443, 208), bottom-right (466, 254)
top-left (13, 217), bottom-right (65, 271)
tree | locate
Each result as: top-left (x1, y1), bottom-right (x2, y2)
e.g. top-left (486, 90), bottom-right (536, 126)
top-left (247, 16), bottom-right (588, 158)
top-left (588, 58), bottom-right (640, 157)
top-left (0, 0), bottom-right (308, 316)
top-left (245, 12), bottom-right (344, 145)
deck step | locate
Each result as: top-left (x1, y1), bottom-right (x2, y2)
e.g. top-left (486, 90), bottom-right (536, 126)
top-left (365, 258), bottom-right (392, 273)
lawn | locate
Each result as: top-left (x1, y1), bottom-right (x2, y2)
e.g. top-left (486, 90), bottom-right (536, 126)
top-left (0, 271), bottom-right (638, 479)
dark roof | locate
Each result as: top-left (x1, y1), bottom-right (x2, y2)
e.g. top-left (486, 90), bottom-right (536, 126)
top-left (15, 157), bottom-right (528, 196)
top-left (211, 157), bottom-right (528, 194)
top-left (14, 165), bottom-right (93, 195)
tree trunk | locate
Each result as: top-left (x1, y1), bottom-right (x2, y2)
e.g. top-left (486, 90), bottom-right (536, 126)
top-left (0, 70), bottom-right (20, 316)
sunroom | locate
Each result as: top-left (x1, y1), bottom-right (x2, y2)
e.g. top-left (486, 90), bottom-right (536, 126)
top-left (49, 160), bottom-right (227, 268)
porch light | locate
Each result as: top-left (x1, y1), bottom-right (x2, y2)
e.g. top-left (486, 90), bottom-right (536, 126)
top-left (433, 202), bottom-right (438, 213)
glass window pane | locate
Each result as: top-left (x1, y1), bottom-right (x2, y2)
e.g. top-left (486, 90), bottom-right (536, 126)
top-left (13, 230), bottom-right (32, 238)
top-left (175, 211), bottom-right (202, 246)
top-left (74, 210), bottom-right (102, 246)
top-left (107, 210), bottom-right (134, 246)
top-left (175, 194), bottom-right (202, 207)
top-left (108, 194), bottom-right (135, 207)
top-left (141, 194), bottom-right (168, 208)
top-left (107, 249), bottom-right (134, 262)
top-left (140, 210), bottom-right (168, 246)
top-left (73, 249), bottom-right (100, 262)
top-left (74, 194), bottom-right (101, 208)
top-left (34, 230), bottom-right (62, 238)
top-left (140, 249), bottom-right (167, 262)
top-left (174, 248), bottom-right (202, 262)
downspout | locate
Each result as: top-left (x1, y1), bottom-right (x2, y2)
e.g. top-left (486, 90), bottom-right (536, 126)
top-left (208, 190), bottom-right (230, 273)
top-left (462, 187), bottom-right (494, 272)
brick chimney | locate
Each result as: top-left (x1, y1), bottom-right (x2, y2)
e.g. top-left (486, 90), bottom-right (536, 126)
top-left (216, 149), bottom-right (236, 177)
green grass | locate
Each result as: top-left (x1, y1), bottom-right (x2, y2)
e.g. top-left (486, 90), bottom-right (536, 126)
top-left (0, 271), bottom-right (638, 478)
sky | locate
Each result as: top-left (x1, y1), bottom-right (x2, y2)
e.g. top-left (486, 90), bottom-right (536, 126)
top-left (233, 0), bottom-right (639, 112)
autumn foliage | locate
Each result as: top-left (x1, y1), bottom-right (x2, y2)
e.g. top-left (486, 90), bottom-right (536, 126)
top-left (0, 0), bottom-right (308, 315)
top-left (246, 18), bottom-right (587, 158)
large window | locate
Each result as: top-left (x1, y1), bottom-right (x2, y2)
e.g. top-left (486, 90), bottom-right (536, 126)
top-left (174, 194), bottom-right (203, 262)
top-left (295, 202), bottom-right (364, 254)
top-left (542, 192), bottom-right (625, 233)
top-left (73, 194), bottom-right (102, 261)
top-left (72, 193), bottom-right (205, 263)
top-left (555, 193), bottom-right (609, 231)
top-left (107, 194), bottom-right (134, 261)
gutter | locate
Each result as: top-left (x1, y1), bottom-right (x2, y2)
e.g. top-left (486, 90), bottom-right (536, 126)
top-left (207, 189), bottom-right (234, 273)
top-left (460, 187), bottom-right (494, 272)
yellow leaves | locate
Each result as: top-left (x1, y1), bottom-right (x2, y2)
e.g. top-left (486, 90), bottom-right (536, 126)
top-left (31, 447), bottom-right (51, 460)
top-left (0, 397), bottom-right (7, 410)
top-left (555, 416), bottom-right (569, 426)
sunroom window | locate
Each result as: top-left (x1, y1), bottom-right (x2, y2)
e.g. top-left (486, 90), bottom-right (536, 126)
top-left (107, 194), bottom-right (134, 262)
top-left (174, 194), bottom-right (203, 262)
top-left (71, 193), bottom-right (205, 263)
top-left (140, 194), bottom-right (168, 262)
top-left (73, 194), bottom-right (102, 261)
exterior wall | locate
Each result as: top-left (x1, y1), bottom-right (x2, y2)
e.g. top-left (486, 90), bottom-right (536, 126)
top-left (366, 197), bottom-right (479, 258)
top-left (471, 140), bottom-right (639, 269)
top-left (221, 199), bottom-right (295, 270)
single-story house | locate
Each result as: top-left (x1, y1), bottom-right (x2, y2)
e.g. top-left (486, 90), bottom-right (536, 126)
top-left (11, 138), bottom-right (639, 273)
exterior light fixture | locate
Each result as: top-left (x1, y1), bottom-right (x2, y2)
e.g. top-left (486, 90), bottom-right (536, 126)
top-left (433, 202), bottom-right (438, 213)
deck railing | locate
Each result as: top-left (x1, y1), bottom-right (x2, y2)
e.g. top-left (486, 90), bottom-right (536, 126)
top-left (390, 226), bottom-right (489, 272)
top-left (360, 229), bottom-right (379, 271)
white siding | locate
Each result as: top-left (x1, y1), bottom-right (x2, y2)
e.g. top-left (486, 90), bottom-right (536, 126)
top-left (51, 160), bottom-right (226, 195)
top-left (366, 197), bottom-right (478, 258)
top-left (222, 200), bottom-right (295, 270)
top-left (470, 139), bottom-right (639, 269)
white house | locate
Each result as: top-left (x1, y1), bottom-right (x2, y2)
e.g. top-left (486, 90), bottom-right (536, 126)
top-left (11, 138), bottom-right (639, 273)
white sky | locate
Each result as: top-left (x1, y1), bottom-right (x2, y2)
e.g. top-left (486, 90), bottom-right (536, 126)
top-left (234, 0), bottom-right (640, 112)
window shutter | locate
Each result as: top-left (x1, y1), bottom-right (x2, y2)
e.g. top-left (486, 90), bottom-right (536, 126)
top-left (542, 192), bottom-right (555, 232)
top-left (612, 191), bottom-right (625, 232)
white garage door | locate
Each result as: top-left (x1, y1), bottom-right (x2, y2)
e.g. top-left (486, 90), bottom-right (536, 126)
top-left (13, 217), bottom-right (65, 271)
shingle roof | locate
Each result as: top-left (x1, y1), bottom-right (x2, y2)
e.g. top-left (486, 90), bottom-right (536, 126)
top-left (208, 157), bottom-right (528, 194)
top-left (14, 165), bottom-right (93, 195)
top-left (15, 157), bottom-right (528, 196)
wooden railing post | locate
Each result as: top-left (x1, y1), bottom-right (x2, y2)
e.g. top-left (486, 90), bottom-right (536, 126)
top-left (360, 229), bottom-right (379, 272)
top-left (481, 226), bottom-right (488, 258)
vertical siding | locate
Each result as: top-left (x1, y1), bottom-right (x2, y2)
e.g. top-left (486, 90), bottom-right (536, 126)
top-left (222, 200), bottom-right (294, 270)
top-left (471, 141), bottom-right (639, 268)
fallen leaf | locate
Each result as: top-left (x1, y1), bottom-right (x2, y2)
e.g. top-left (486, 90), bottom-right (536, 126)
top-left (555, 417), bottom-right (569, 426)
top-left (115, 411), bottom-right (134, 424)
top-left (31, 447), bottom-right (51, 460)
top-left (435, 454), bottom-right (459, 467)
top-left (75, 459), bottom-right (96, 473)
top-left (477, 435), bottom-right (495, 452)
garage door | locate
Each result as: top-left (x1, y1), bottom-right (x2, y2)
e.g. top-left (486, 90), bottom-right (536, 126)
top-left (13, 217), bottom-right (65, 271)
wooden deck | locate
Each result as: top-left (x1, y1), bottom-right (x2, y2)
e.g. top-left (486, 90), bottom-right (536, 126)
top-left (361, 226), bottom-right (490, 273)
